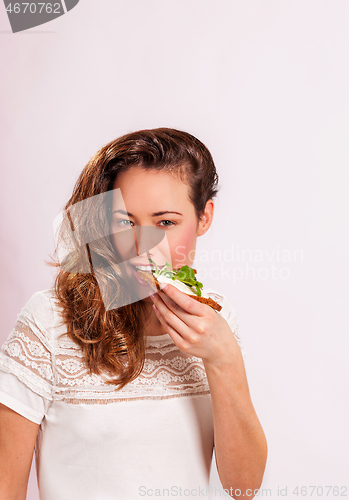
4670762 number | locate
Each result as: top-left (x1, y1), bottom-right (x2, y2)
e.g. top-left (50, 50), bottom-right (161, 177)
top-left (293, 486), bottom-right (347, 496)
top-left (5, 3), bottom-right (62, 14)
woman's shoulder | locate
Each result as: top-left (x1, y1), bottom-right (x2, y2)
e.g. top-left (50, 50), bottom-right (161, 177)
top-left (205, 287), bottom-right (245, 359)
top-left (204, 287), bottom-right (237, 319)
top-left (18, 287), bottom-right (55, 320)
top-left (204, 287), bottom-right (228, 302)
top-left (0, 288), bottom-right (59, 400)
top-left (15, 288), bottom-right (60, 343)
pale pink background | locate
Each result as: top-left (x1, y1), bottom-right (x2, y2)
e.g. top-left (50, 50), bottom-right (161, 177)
top-left (1, 1), bottom-right (348, 499)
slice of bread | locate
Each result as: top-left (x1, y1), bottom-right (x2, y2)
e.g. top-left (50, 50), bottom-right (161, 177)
top-left (136, 269), bottom-right (222, 312)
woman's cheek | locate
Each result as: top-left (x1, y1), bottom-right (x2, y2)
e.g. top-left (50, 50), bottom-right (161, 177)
top-left (171, 227), bottom-right (197, 267)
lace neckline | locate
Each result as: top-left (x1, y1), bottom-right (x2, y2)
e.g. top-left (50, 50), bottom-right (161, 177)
top-left (145, 333), bottom-right (172, 344)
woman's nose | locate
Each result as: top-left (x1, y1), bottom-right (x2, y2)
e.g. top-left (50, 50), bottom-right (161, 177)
top-left (131, 225), bottom-right (165, 257)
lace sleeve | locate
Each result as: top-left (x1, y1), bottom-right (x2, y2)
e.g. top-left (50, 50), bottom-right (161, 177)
top-left (206, 289), bottom-right (246, 361)
top-left (0, 291), bottom-right (55, 403)
top-left (223, 298), bottom-right (246, 361)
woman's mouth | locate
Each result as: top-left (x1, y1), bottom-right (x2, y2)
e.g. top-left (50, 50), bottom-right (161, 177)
top-left (131, 265), bottom-right (154, 287)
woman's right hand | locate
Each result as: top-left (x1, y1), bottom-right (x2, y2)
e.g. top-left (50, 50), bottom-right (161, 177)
top-left (0, 403), bottom-right (39, 500)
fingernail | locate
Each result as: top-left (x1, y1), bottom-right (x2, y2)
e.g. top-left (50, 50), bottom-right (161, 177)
top-left (159, 283), bottom-right (168, 291)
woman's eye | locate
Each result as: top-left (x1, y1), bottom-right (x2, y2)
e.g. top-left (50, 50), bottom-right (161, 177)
top-left (115, 219), bottom-right (175, 228)
top-left (118, 219), bottom-right (133, 226)
top-left (159, 220), bottom-right (175, 227)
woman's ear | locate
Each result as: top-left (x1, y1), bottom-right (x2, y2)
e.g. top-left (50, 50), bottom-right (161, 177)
top-left (197, 200), bottom-right (214, 236)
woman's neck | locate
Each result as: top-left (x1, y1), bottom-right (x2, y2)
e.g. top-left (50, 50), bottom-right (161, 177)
top-left (143, 302), bottom-right (168, 337)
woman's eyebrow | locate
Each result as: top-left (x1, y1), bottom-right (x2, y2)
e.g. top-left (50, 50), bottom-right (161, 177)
top-left (112, 209), bottom-right (183, 217)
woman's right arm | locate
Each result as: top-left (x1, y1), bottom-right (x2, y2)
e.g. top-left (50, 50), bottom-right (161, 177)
top-left (0, 403), bottom-right (40, 500)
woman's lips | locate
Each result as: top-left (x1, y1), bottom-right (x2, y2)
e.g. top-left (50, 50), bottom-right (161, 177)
top-left (131, 266), bottom-right (153, 287)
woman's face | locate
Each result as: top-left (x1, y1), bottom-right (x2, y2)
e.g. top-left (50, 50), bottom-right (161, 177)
top-left (110, 166), bottom-right (213, 301)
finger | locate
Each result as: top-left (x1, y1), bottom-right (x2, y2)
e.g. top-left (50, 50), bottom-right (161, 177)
top-left (152, 303), bottom-right (195, 354)
top-left (153, 287), bottom-right (206, 334)
top-left (157, 283), bottom-right (208, 318)
top-left (151, 294), bottom-right (193, 340)
top-left (153, 304), bottom-right (191, 352)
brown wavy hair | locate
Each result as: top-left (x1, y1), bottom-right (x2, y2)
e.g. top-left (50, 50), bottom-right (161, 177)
top-left (48, 128), bottom-right (220, 390)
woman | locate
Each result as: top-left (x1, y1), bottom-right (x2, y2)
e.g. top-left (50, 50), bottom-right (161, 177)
top-left (0, 128), bottom-right (267, 499)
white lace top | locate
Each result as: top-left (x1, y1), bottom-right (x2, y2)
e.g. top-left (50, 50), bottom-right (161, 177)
top-left (0, 288), bottom-right (244, 500)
